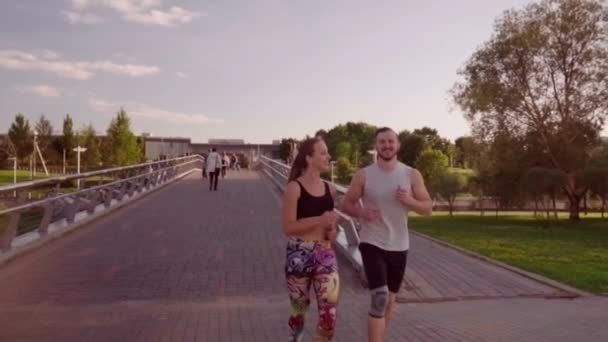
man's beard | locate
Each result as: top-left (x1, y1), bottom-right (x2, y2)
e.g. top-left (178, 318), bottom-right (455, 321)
top-left (378, 150), bottom-right (397, 161)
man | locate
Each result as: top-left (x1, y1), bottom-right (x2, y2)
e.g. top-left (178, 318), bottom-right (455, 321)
top-left (206, 148), bottom-right (222, 191)
top-left (342, 127), bottom-right (432, 342)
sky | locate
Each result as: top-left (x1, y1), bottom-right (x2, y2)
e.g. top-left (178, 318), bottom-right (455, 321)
top-left (3, 0), bottom-right (603, 144)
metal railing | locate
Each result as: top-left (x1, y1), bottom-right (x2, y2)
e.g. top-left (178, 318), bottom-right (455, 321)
top-left (258, 156), bottom-right (365, 278)
top-left (0, 155), bottom-right (203, 253)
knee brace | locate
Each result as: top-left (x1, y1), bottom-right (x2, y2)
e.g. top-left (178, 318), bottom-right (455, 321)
top-left (369, 285), bottom-right (389, 318)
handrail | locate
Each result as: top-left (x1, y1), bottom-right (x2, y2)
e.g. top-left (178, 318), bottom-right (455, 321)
top-left (1, 156), bottom-right (202, 253)
top-left (0, 155), bottom-right (203, 193)
top-left (259, 155), bottom-right (349, 193)
top-left (0, 158), bottom-right (201, 217)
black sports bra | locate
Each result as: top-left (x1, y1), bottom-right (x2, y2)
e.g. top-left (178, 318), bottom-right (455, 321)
top-left (295, 180), bottom-right (334, 220)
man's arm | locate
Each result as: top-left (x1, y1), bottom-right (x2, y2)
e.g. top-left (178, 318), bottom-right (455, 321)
top-left (341, 170), bottom-right (365, 218)
top-left (397, 169), bottom-right (433, 216)
top-left (341, 169), bottom-right (381, 222)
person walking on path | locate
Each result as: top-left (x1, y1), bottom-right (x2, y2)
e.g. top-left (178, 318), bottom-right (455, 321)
top-left (342, 127), bottom-right (433, 342)
top-left (205, 148), bottom-right (222, 191)
top-left (282, 137), bottom-right (341, 342)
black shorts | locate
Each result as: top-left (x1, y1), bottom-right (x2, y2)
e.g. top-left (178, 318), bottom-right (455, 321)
top-left (359, 242), bottom-right (408, 293)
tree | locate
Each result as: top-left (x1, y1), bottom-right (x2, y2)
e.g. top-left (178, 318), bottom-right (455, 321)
top-left (323, 122), bottom-right (376, 167)
top-left (522, 167), bottom-right (566, 220)
top-left (34, 115), bottom-right (53, 152)
top-left (415, 149), bottom-right (449, 197)
top-left (452, 0), bottom-right (608, 220)
top-left (278, 138), bottom-right (298, 163)
top-left (469, 171), bottom-right (494, 216)
top-left (8, 114), bottom-right (33, 163)
top-left (335, 157), bottom-right (354, 185)
top-left (436, 172), bottom-right (469, 217)
top-left (455, 136), bottom-right (483, 169)
top-left (336, 141), bottom-right (353, 160)
top-left (80, 124), bottom-right (101, 169)
top-left (413, 127), bottom-right (452, 156)
top-left (398, 131), bottom-right (425, 166)
top-left (0, 139), bottom-right (10, 168)
top-left (106, 109), bottom-right (142, 166)
top-left (585, 166), bottom-right (608, 218)
top-left (61, 114), bottom-right (76, 161)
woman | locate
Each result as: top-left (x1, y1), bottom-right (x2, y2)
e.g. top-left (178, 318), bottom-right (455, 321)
top-left (282, 137), bottom-right (341, 342)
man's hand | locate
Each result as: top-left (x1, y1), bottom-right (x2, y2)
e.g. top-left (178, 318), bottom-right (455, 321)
top-left (358, 207), bottom-right (380, 222)
top-left (396, 187), bottom-right (416, 208)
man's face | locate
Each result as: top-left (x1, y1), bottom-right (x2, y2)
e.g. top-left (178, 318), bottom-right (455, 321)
top-left (375, 130), bottom-right (400, 161)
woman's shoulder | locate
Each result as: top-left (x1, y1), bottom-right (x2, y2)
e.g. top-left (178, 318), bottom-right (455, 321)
top-left (285, 180), bottom-right (302, 197)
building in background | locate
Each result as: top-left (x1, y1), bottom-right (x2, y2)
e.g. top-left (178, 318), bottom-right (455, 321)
top-left (141, 136), bottom-right (280, 160)
top-left (143, 137), bottom-right (192, 160)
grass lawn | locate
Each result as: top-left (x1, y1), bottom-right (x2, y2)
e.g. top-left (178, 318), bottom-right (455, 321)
top-left (410, 211), bottom-right (608, 294)
top-left (0, 170), bottom-right (61, 185)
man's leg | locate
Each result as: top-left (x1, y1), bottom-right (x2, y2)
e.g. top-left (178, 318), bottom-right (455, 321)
top-left (384, 250), bottom-right (408, 330)
top-left (214, 170), bottom-right (219, 190)
top-left (208, 171), bottom-right (215, 190)
top-left (359, 243), bottom-right (389, 342)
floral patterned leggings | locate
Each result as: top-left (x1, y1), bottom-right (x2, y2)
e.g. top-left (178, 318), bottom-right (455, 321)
top-left (285, 238), bottom-right (340, 342)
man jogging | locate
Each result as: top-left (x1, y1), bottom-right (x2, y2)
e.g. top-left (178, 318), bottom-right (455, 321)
top-left (342, 127), bottom-right (432, 342)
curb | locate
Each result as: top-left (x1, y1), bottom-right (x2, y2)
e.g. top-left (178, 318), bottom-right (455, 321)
top-left (411, 231), bottom-right (594, 298)
top-left (0, 169), bottom-right (197, 267)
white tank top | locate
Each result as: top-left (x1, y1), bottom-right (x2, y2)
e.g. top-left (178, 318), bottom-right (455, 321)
top-left (359, 162), bottom-right (412, 251)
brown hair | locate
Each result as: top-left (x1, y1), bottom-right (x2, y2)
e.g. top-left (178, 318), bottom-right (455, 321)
top-left (375, 127), bottom-right (397, 138)
top-left (288, 137), bottom-right (322, 182)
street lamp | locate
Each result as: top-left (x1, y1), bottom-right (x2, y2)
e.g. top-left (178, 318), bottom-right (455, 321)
top-left (330, 160), bottom-right (336, 184)
top-left (73, 146), bottom-right (87, 189)
top-left (33, 130), bottom-right (38, 177)
top-left (368, 150), bottom-right (377, 163)
top-left (8, 157), bottom-right (16, 197)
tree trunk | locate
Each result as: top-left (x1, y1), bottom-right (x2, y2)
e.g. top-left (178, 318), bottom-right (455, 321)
top-left (534, 197), bottom-right (538, 217)
top-left (602, 197), bottom-right (606, 219)
top-left (568, 193), bottom-right (582, 221)
top-left (449, 199), bottom-right (454, 217)
top-left (583, 194), bottom-right (588, 216)
top-left (552, 195), bottom-right (558, 221)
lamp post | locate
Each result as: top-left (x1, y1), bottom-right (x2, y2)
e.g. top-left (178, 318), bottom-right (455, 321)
top-left (33, 130), bottom-right (38, 177)
top-left (330, 160), bottom-right (336, 184)
top-left (368, 150), bottom-right (377, 163)
top-left (73, 146), bottom-right (87, 189)
top-left (8, 157), bottom-right (16, 197)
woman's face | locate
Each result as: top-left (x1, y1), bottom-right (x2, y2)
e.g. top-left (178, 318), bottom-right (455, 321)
top-left (306, 141), bottom-right (331, 172)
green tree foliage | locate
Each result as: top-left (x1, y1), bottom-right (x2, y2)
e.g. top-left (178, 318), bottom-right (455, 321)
top-left (8, 113), bottom-right (33, 163)
top-left (453, 0), bottom-right (608, 220)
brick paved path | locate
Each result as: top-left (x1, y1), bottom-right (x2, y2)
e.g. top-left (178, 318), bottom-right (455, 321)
top-left (0, 171), bottom-right (606, 341)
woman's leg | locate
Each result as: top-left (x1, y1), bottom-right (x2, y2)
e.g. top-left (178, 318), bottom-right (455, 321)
top-left (312, 248), bottom-right (340, 341)
top-left (286, 275), bottom-right (311, 341)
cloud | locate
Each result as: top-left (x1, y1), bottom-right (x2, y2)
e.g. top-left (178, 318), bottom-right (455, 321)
top-left (15, 85), bottom-right (62, 98)
top-left (176, 71), bottom-right (187, 79)
top-left (89, 97), bottom-right (224, 125)
top-left (65, 0), bottom-right (201, 27)
top-left (0, 49), bottom-right (160, 80)
top-left (63, 10), bottom-right (105, 24)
